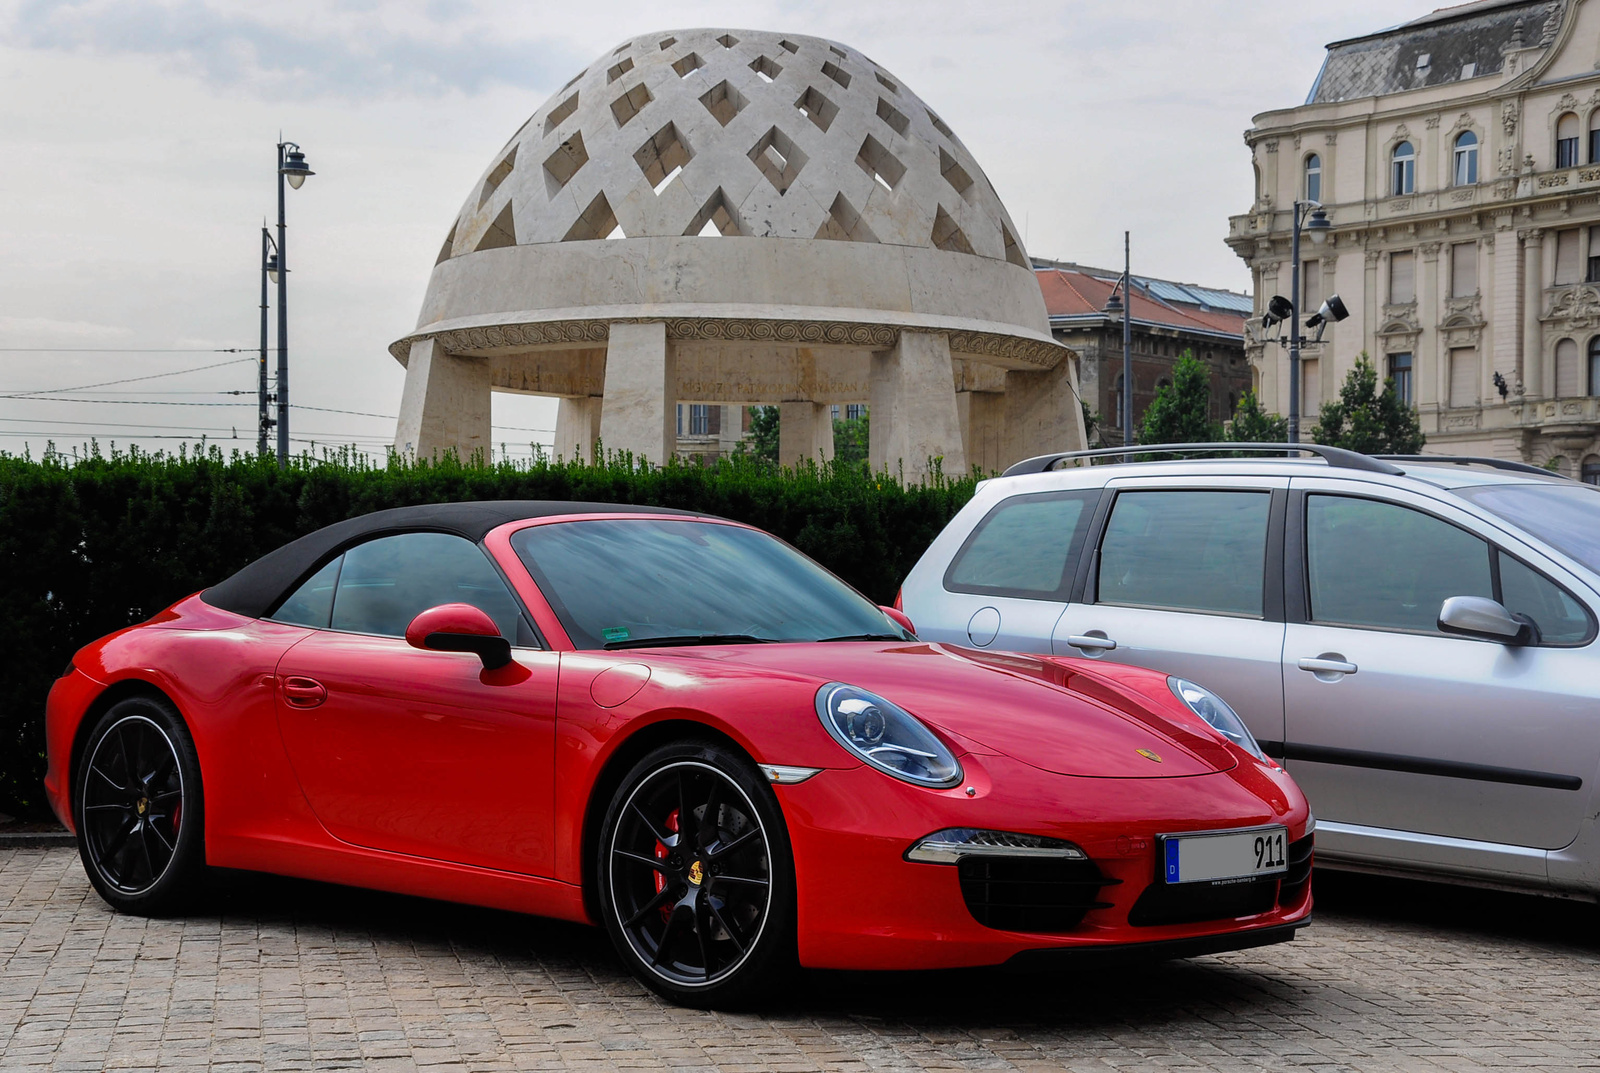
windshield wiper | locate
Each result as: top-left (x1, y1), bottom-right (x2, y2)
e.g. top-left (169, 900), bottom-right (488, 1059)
top-left (604, 633), bottom-right (779, 650)
top-left (815, 633), bottom-right (909, 642)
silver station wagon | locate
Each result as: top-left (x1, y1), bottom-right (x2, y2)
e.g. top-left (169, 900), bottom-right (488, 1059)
top-left (900, 445), bottom-right (1600, 900)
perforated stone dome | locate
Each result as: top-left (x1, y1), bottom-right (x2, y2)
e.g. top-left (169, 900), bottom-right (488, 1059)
top-left (391, 28), bottom-right (1083, 477)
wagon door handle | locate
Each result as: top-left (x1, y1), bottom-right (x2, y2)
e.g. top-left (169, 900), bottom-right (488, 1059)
top-left (1066, 632), bottom-right (1118, 652)
top-left (282, 676), bottom-right (328, 707)
top-left (1298, 656), bottom-right (1357, 677)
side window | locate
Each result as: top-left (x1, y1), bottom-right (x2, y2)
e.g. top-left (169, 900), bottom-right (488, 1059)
top-left (270, 556), bottom-right (343, 628)
top-left (329, 532), bottom-right (525, 640)
top-left (1097, 490), bottom-right (1270, 616)
top-left (1498, 555), bottom-right (1592, 645)
top-left (1307, 496), bottom-right (1491, 633)
top-left (944, 490), bottom-right (1097, 598)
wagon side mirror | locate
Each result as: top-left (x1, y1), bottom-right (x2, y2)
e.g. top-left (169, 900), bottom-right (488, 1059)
top-left (405, 603), bottom-right (513, 669)
top-left (1437, 596), bottom-right (1534, 646)
top-left (881, 605), bottom-right (917, 636)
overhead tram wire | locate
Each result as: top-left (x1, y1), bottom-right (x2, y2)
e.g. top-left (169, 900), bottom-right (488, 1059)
top-left (0, 357), bottom-right (257, 398)
top-left (0, 347), bottom-right (256, 353)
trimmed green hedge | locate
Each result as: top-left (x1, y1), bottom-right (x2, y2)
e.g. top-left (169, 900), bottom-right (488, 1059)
top-left (0, 446), bottom-right (977, 819)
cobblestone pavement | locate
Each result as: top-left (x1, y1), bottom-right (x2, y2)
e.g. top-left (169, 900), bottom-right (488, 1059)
top-left (3, 846), bottom-right (1598, 1072)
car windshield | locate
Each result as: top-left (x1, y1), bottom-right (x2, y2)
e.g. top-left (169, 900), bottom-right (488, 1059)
top-left (510, 518), bottom-right (904, 649)
top-left (1454, 482), bottom-right (1600, 575)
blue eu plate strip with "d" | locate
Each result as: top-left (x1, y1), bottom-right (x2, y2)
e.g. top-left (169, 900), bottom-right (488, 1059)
top-left (1164, 839), bottom-right (1181, 883)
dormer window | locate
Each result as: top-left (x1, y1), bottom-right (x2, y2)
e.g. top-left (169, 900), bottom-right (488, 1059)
top-left (1305, 153), bottom-right (1322, 203)
top-left (1453, 130), bottom-right (1478, 186)
top-left (1392, 141), bottom-right (1415, 195)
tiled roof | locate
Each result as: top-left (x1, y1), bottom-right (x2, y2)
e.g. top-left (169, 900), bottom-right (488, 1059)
top-left (1034, 267), bottom-right (1248, 341)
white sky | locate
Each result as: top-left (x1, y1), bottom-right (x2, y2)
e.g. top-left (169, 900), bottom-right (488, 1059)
top-left (0, 0), bottom-right (1417, 459)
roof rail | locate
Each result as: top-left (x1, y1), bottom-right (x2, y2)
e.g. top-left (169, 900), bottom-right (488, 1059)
top-left (999, 443), bottom-right (1405, 478)
top-left (1375, 455), bottom-right (1566, 478)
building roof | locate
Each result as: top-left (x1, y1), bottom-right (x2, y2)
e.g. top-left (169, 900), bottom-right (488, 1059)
top-left (1308, 0), bottom-right (1564, 104)
top-left (1032, 263), bottom-right (1250, 343)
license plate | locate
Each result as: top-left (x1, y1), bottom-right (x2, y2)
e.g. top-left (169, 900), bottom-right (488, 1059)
top-left (1161, 826), bottom-right (1288, 884)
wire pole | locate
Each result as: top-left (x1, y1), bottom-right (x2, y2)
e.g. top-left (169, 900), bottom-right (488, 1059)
top-left (258, 226), bottom-right (271, 455)
top-left (1288, 203), bottom-right (1304, 444)
top-left (275, 142), bottom-right (290, 466)
top-left (1121, 231), bottom-right (1132, 461)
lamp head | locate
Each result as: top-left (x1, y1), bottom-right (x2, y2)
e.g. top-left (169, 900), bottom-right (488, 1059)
top-left (1305, 206), bottom-right (1331, 245)
top-left (1103, 288), bottom-right (1124, 318)
top-left (280, 146), bottom-right (314, 190)
top-left (266, 252), bottom-right (280, 284)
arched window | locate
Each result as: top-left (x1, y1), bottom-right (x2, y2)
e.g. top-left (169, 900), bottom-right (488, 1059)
top-left (1305, 153), bottom-right (1322, 203)
top-left (1557, 112), bottom-right (1580, 168)
top-left (1453, 130), bottom-right (1478, 185)
top-left (1392, 141), bottom-right (1415, 195)
top-left (1589, 337), bottom-right (1600, 395)
top-left (1555, 338), bottom-right (1580, 398)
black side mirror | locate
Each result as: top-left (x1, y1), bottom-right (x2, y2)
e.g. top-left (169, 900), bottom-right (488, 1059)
top-left (1437, 596), bottom-right (1534, 646)
top-left (405, 604), bottom-right (514, 669)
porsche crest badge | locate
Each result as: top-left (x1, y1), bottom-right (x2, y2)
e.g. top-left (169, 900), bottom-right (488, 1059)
top-left (1137, 748), bottom-right (1162, 763)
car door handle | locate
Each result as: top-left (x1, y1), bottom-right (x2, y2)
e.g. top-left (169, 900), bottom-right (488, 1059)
top-left (282, 676), bottom-right (327, 708)
top-left (1066, 633), bottom-right (1118, 652)
top-left (1297, 657), bottom-right (1357, 676)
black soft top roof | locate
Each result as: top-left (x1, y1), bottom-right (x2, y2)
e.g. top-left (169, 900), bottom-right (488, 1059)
top-left (201, 500), bottom-right (705, 619)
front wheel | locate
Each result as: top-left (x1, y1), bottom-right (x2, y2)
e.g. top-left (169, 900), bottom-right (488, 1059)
top-left (597, 740), bottom-right (797, 1007)
top-left (74, 694), bottom-right (207, 915)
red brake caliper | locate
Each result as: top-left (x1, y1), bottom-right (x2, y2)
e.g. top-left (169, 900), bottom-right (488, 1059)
top-left (655, 809), bottom-right (678, 920)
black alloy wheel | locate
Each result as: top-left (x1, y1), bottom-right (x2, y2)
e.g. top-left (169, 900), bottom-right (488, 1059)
top-left (75, 695), bottom-right (206, 914)
top-left (598, 742), bottom-right (796, 1006)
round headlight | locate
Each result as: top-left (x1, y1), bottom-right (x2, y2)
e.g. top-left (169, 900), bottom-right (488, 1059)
top-left (815, 683), bottom-right (962, 788)
top-left (1168, 676), bottom-right (1266, 761)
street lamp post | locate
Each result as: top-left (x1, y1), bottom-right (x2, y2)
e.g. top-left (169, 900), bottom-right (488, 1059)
top-left (258, 227), bottom-right (278, 456)
top-left (1286, 202), bottom-right (1330, 443)
top-left (1102, 232), bottom-right (1133, 459)
top-left (274, 140), bottom-right (314, 466)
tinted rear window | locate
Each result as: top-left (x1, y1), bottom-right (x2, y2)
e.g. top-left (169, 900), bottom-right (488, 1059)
top-left (1097, 490), bottom-right (1270, 616)
top-left (945, 491), bottom-right (1097, 598)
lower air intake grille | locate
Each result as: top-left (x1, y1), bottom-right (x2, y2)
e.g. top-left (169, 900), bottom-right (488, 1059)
top-left (1128, 833), bottom-right (1315, 926)
top-left (957, 856), bottom-right (1115, 933)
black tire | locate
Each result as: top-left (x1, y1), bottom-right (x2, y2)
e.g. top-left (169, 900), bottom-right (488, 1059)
top-left (74, 694), bottom-right (207, 915)
top-left (597, 740), bottom-right (797, 1008)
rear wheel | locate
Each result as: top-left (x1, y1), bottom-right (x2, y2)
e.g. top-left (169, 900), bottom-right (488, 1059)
top-left (74, 695), bottom-right (206, 915)
top-left (597, 741), bottom-right (796, 1007)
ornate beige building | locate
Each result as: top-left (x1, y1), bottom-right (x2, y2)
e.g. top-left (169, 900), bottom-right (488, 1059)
top-left (391, 28), bottom-right (1082, 477)
top-left (1228, 0), bottom-right (1600, 479)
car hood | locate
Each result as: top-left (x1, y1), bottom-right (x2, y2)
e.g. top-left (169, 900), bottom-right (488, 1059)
top-left (662, 641), bottom-right (1237, 778)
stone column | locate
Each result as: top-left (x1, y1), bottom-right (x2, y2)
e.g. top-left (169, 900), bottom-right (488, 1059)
top-left (1489, 226), bottom-right (1518, 394)
top-left (957, 391), bottom-right (1005, 474)
top-left (778, 401), bottom-right (834, 467)
top-left (598, 322), bottom-right (674, 465)
top-left (1522, 228), bottom-right (1546, 398)
top-left (1002, 355), bottom-right (1086, 470)
top-left (392, 337), bottom-right (492, 459)
top-left (868, 331), bottom-right (968, 479)
top-left (553, 397), bottom-right (600, 462)
top-left (1420, 242), bottom-right (1443, 410)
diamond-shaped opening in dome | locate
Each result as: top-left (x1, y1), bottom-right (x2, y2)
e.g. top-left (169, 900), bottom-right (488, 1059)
top-left (562, 191), bottom-right (619, 242)
top-left (560, 68), bottom-right (585, 92)
top-left (543, 132), bottom-right (588, 194)
top-left (931, 205), bottom-right (975, 255)
top-left (716, 33), bottom-right (739, 49)
top-left (658, 36), bottom-right (676, 50)
top-left (685, 188), bottom-right (743, 237)
top-left (927, 109), bottom-right (955, 140)
top-left (875, 71), bottom-right (898, 94)
top-left (477, 146), bottom-right (517, 209)
top-left (611, 82), bottom-right (653, 128)
top-left (855, 135), bottom-right (904, 192)
top-left (613, 42), bottom-right (630, 55)
top-left (749, 126), bottom-right (807, 195)
top-left (699, 80), bottom-right (747, 127)
top-left (815, 192), bottom-right (877, 243)
top-left (607, 57), bottom-right (634, 83)
top-left (828, 45), bottom-right (846, 58)
top-left (673, 52), bottom-right (704, 78)
top-left (778, 39), bottom-right (799, 54)
top-left (436, 221), bottom-right (458, 264)
top-left (635, 122), bottom-right (692, 195)
top-left (794, 86), bottom-right (837, 132)
top-left (476, 203), bottom-right (517, 252)
top-left (820, 60), bottom-right (850, 88)
top-left (544, 93), bottom-right (579, 136)
top-left (1002, 222), bottom-right (1028, 268)
top-left (939, 147), bottom-right (974, 199)
top-left (876, 98), bottom-right (908, 137)
top-left (749, 55), bottom-right (782, 83)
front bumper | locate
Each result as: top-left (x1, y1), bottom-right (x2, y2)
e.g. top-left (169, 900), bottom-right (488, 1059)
top-left (778, 751), bottom-right (1313, 971)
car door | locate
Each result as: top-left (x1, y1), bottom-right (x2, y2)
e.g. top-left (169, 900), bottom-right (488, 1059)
top-left (911, 488), bottom-right (1102, 651)
top-left (1050, 477), bottom-right (1288, 748)
top-left (1281, 478), bottom-right (1600, 870)
top-left (271, 531), bottom-right (560, 877)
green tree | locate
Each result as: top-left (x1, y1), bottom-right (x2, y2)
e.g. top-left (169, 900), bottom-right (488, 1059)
top-left (832, 411), bottom-right (870, 467)
top-left (1138, 352), bottom-right (1220, 444)
top-left (1312, 352), bottom-right (1424, 454)
top-left (745, 405), bottom-right (779, 462)
top-left (1080, 401), bottom-right (1104, 448)
top-left (1225, 390), bottom-right (1288, 442)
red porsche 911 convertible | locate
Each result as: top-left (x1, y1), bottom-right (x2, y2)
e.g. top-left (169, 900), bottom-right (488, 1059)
top-left (45, 502), bottom-right (1312, 1005)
